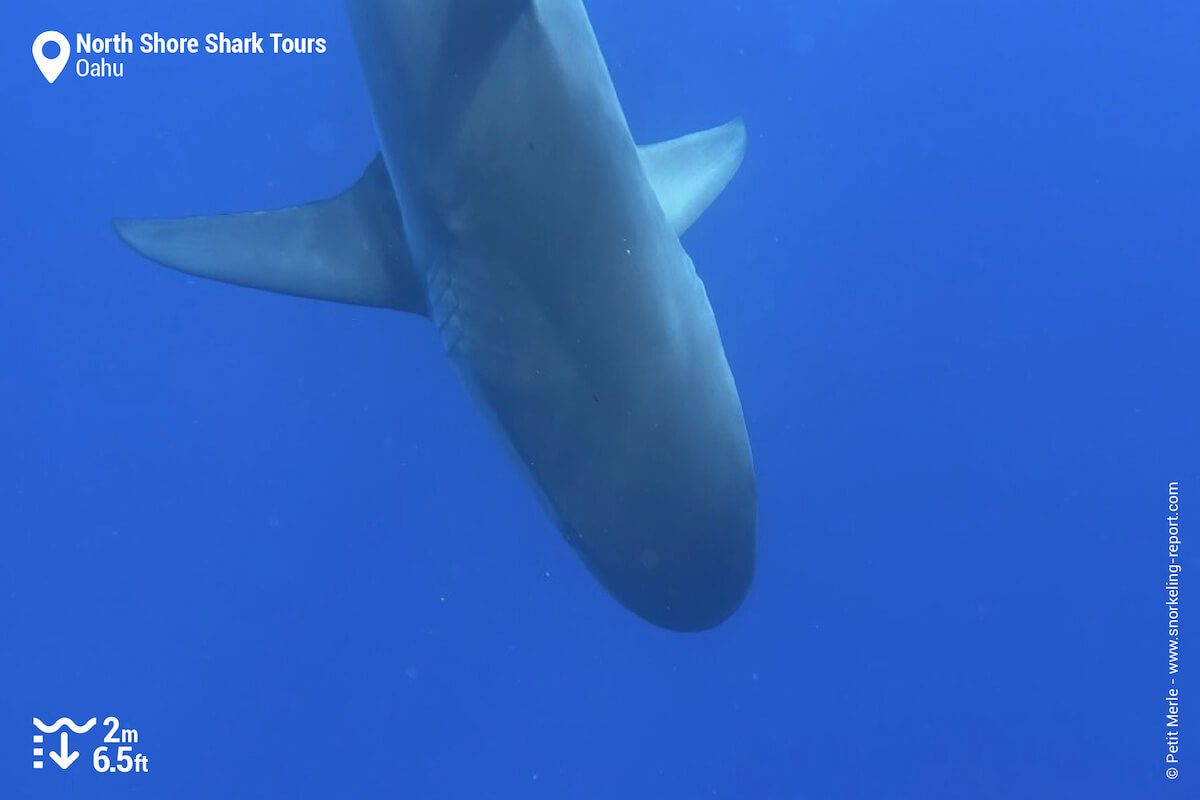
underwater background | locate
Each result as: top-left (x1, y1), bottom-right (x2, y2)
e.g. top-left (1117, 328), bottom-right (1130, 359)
top-left (2, 0), bottom-right (1198, 797)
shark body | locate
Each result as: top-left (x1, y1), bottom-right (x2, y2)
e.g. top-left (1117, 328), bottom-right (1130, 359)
top-left (116, 0), bottom-right (755, 631)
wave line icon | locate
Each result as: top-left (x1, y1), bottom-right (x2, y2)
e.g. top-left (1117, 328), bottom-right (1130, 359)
top-left (33, 717), bottom-right (97, 734)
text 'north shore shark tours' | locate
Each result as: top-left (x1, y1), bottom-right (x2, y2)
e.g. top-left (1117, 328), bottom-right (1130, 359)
top-left (33, 30), bottom-right (329, 82)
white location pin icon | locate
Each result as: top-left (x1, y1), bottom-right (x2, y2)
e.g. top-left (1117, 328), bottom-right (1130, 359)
top-left (32, 31), bottom-right (70, 84)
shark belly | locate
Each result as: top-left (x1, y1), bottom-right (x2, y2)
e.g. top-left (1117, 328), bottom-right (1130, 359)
top-left (348, 0), bottom-right (756, 630)
top-left (428, 243), bottom-right (756, 631)
top-left (115, 0), bottom-right (756, 632)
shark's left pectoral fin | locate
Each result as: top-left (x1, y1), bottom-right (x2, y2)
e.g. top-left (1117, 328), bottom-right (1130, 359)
top-left (638, 117), bottom-right (747, 236)
top-left (113, 156), bottom-right (427, 315)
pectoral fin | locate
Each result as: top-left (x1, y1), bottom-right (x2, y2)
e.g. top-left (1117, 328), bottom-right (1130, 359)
top-left (638, 117), bottom-right (747, 236)
top-left (114, 119), bottom-right (746, 312)
top-left (113, 156), bottom-right (427, 315)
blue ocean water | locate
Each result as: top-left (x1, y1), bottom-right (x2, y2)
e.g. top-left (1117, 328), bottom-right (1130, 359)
top-left (3, 1), bottom-right (1197, 798)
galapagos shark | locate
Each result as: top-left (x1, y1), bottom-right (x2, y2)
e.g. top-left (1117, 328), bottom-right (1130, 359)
top-left (114, 0), bottom-right (755, 631)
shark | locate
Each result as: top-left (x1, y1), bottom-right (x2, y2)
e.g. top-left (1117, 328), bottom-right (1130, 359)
top-left (114, 0), bottom-right (755, 632)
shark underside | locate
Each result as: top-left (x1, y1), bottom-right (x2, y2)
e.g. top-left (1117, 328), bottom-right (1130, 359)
top-left (115, 0), bottom-right (756, 631)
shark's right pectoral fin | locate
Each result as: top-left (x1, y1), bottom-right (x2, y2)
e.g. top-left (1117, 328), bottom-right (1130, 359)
top-left (638, 117), bottom-right (747, 237)
top-left (113, 156), bottom-right (427, 315)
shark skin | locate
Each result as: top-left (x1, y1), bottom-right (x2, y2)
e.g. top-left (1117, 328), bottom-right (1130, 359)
top-left (115, 0), bottom-right (755, 632)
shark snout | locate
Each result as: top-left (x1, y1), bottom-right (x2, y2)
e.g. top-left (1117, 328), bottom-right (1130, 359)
top-left (572, 467), bottom-right (757, 632)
